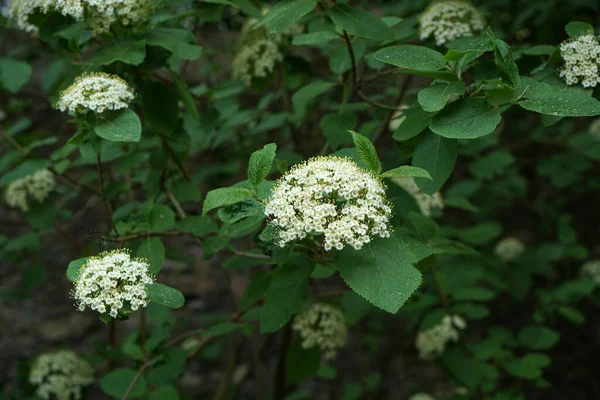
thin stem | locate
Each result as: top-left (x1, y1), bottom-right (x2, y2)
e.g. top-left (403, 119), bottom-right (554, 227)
top-left (342, 30), bottom-right (358, 91)
top-left (0, 128), bottom-right (28, 154)
top-left (120, 358), bottom-right (155, 400)
top-left (97, 153), bottom-right (119, 238)
top-left (160, 134), bottom-right (191, 181)
top-left (357, 90), bottom-right (406, 111)
top-left (373, 75), bottom-right (413, 146)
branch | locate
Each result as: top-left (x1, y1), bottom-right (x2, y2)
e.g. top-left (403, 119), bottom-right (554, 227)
top-left (342, 31), bottom-right (358, 91)
top-left (160, 134), bottom-right (191, 181)
top-left (373, 75), bottom-right (413, 146)
top-left (97, 153), bottom-right (119, 238)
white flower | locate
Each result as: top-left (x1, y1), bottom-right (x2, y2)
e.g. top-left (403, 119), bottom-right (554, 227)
top-left (292, 303), bottom-right (347, 359)
top-left (265, 156), bottom-right (392, 251)
top-left (2, 0), bottom-right (155, 34)
top-left (29, 350), bottom-right (94, 400)
top-left (57, 72), bottom-right (135, 114)
top-left (232, 39), bottom-right (283, 86)
top-left (416, 315), bottom-right (466, 359)
top-left (392, 177), bottom-right (443, 217)
top-left (581, 260), bottom-right (600, 286)
top-left (388, 105), bottom-right (409, 133)
top-left (559, 34), bottom-right (600, 88)
top-left (494, 236), bottom-right (525, 261)
top-left (409, 394), bottom-right (436, 400)
top-left (5, 169), bottom-right (55, 212)
top-left (419, 0), bottom-right (486, 46)
top-left (72, 250), bottom-right (154, 319)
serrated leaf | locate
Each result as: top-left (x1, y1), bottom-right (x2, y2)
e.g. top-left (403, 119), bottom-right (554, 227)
top-left (90, 39), bottom-right (146, 66)
top-left (147, 283), bottom-right (185, 309)
top-left (486, 29), bottom-right (520, 88)
top-left (348, 130), bottom-right (381, 173)
top-left (430, 98), bottom-right (502, 139)
top-left (417, 81), bottom-right (465, 112)
top-left (94, 109), bottom-right (142, 142)
top-left (257, 0), bottom-right (316, 36)
top-left (150, 205), bottom-right (176, 232)
top-left (518, 77), bottom-right (600, 117)
top-left (137, 238), bottom-right (165, 274)
top-left (100, 368), bottom-right (147, 399)
top-left (248, 143), bottom-right (277, 186)
top-left (66, 257), bottom-right (89, 281)
top-left (329, 4), bottom-right (394, 41)
top-left (336, 235), bottom-right (422, 314)
top-left (373, 45), bottom-right (446, 71)
top-left (380, 166), bottom-right (432, 180)
top-left (202, 187), bottom-right (254, 215)
top-left (412, 131), bottom-right (457, 195)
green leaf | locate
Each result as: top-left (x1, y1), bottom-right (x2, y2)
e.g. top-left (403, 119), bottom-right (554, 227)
top-left (257, 0), bottom-right (317, 36)
top-left (430, 98), bottom-right (502, 139)
top-left (518, 325), bottom-right (560, 350)
top-left (348, 130), bottom-right (381, 174)
top-left (453, 287), bottom-right (496, 301)
top-left (146, 28), bottom-right (203, 60)
top-left (150, 205), bottom-right (176, 232)
top-left (202, 187), bottom-right (254, 215)
top-left (522, 45), bottom-right (556, 56)
top-left (260, 257), bottom-right (313, 332)
top-left (292, 81), bottom-right (335, 113)
top-left (141, 82), bottom-right (179, 135)
top-left (0, 57), bottom-right (32, 93)
top-left (170, 70), bottom-right (199, 121)
top-left (0, 159), bottom-right (50, 186)
top-left (504, 353), bottom-right (551, 380)
top-left (149, 386), bottom-right (180, 400)
top-left (147, 283), bottom-right (185, 309)
top-left (417, 82), bottom-right (466, 112)
top-left (286, 341), bottom-right (321, 383)
top-left (137, 238), bottom-right (165, 274)
top-left (66, 257), bottom-right (88, 282)
top-left (412, 131), bottom-right (457, 195)
top-left (248, 143), bottom-right (277, 186)
top-left (439, 348), bottom-right (484, 390)
top-left (202, 322), bottom-right (240, 338)
top-left (239, 271), bottom-right (271, 309)
top-left (486, 29), bottom-right (520, 88)
top-left (94, 109), bottom-right (142, 142)
top-left (320, 112), bottom-right (356, 149)
top-left (178, 215), bottom-right (219, 237)
top-left (392, 107), bottom-right (433, 141)
top-left (90, 39), bottom-right (146, 66)
top-left (336, 235), bottom-right (422, 314)
top-left (518, 77), bottom-right (600, 117)
top-left (100, 368), bottom-right (147, 399)
top-left (329, 4), bottom-right (394, 41)
top-left (565, 21), bottom-right (594, 37)
top-left (380, 166), bottom-right (432, 180)
top-left (292, 31), bottom-right (339, 46)
top-left (373, 45), bottom-right (447, 71)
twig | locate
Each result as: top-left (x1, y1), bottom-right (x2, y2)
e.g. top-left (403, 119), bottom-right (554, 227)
top-left (372, 75), bottom-right (413, 146)
top-left (160, 134), bottom-right (191, 181)
top-left (0, 128), bottom-right (28, 154)
top-left (357, 90), bottom-right (406, 111)
top-left (97, 153), bottom-right (119, 238)
top-left (120, 357), bottom-right (155, 400)
top-left (342, 31), bottom-right (358, 91)
top-left (232, 250), bottom-right (271, 261)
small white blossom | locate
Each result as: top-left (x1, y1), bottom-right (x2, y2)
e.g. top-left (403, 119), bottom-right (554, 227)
top-left (2, 0), bottom-right (155, 34)
top-left (5, 169), bottom-right (55, 212)
top-left (589, 118), bottom-right (600, 139)
top-left (494, 236), bottom-right (525, 261)
top-left (265, 156), bottom-right (392, 251)
top-left (57, 72), bottom-right (135, 114)
top-left (559, 34), bottom-right (600, 88)
top-left (581, 260), bottom-right (600, 286)
top-left (410, 394), bottom-right (436, 400)
top-left (29, 350), bottom-right (94, 400)
top-left (393, 177), bottom-right (443, 217)
top-left (416, 315), bottom-right (466, 359)
top-left (388, 105), bottom-right (409, 132)
top-left (232, 39), bottom-right (284, 86)
top-left (419, 0), bottom-right (486, 46)
top-left (292, 303), bottom-right (347, 359)
top-left (72, 250), bottom-right (154, 319)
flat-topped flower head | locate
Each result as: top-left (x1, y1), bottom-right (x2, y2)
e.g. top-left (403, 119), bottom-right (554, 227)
top-left (416, 315), bottom-right (466, 359)
top-left (293, 303), bottom-right (347, 359)
top-left (2, 0), bottom-right (85, 33)
top-left (265, 156), bottom-right (392, 251)
top-left (29, 350), bottom-right (94, 400)
top-left (5, 168), bottom-right (55, 212)
top-left (581, 260), bottom-right (600, 286)
top-left (419, 0), bottom-right (486, 46)
top-left (232, 39), bottom-right (284, 86)
top-left (393, 177), bottom-right (444, 217)
top-left (559, 33), bottom-right (600, 88)
top-left (72, 250), bottom-right (154, 319)
top-left (57, 72), bottom-right (135, 114)
top-left (494, 236), bottom-right (525, 261)
top-left (86, 0), bottom-right (157, 34)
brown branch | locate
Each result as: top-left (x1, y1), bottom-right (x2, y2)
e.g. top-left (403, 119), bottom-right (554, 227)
top-left (373, 75), bottom-right (413, 146)
top-left (120, 357), bottom-right (155, 400)
top-left (97, 153), bottom-right (119, 238)
top-left (342, 30), bottom-right (358, 91)
top-left (0, 128), bottom-right (28, 154)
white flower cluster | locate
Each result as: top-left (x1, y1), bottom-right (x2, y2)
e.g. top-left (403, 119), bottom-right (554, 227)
top-left (72, 250), bottom-right (154, 318)
top-left (57, 72), bottom-right (135, 114)
top-left (393, 177), bottom-right (444, 217)
top-left (5, 169), bottom-right (55, 212)
top-left (409, 394), bottom-right (436, 400)
top-left (388, 106), bottom-right (409, 132)
top-left (559, 34), bottom-right (600, 88)
top-left (2, 0), bottom-right (155, 34)
top-left (292, 303), bottom-right (347, 359)
top-left (419, 0), bottom-right (486, 46)
top-left (265, 157), bottom-right (392, 251)
top-left (581, 260), bottom-right (600, 286)
top-left (494, 236), bottom-right (525, 261)
top-left (416, 315), bottom-right (466, 359)
top-left (29, 350), bottom-right (94, 400)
